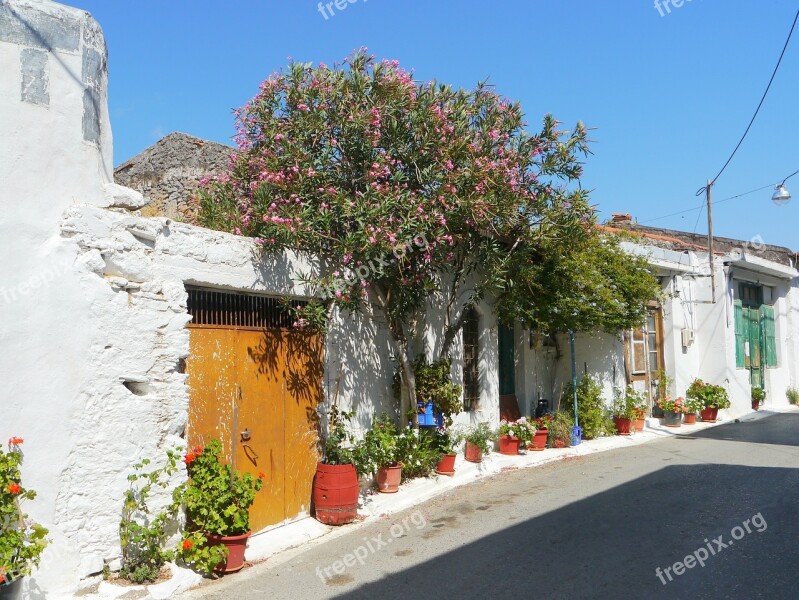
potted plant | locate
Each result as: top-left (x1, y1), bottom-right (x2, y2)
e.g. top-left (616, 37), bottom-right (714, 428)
top-left (431, 427), bottom-right (458, 475)
top-left (531, 415), bottom-right (552, 450)
top-left (626, 388), bottom-right (648, 432)
top-left (459, 423), bottom-right (495, 463)
top-left (682, 396), bottom-right (701, 425)
top-left (497, 418), bottom-right (534, 455)
top-left (611, 392), bottom-right (634, 436)
top-left (394, 427), bottom-right (441, 481)
top-left (177, 439), bottom-right (264, 575)
top-left (658, 397), bottom-right (684, 427)
top-left (355, 416), bottom-right (402, 493)
top-left (751, 387), bottom-right (766, 411)
top-left (313, 407), bottom-right (361, 525)
top-left (687, 379), bottom-right (730, 422)
top-left (409, 358), bottom-right (463, 428)
top-left (788, 387), bottom-right (799, 406)
top-left (547, 412), bottom-right (573, 448)
top-left (1, 438), bottom-right (49, 598)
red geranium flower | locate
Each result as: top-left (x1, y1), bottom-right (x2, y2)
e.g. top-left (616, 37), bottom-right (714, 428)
top-left (8, 437), bottom-right (23, 446)
top-left (7, 483), bottom-right (21, 495)
top-left (183, 452), bottom-right (197, 465)
top-left (258, 472), bottom-right (266, 479)
top-left (182, 539), bottom-right (193, 551)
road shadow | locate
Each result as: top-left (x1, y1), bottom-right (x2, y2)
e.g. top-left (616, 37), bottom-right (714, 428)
top-left (679, 412), bottom-right (799, 448)
top-left (330, 462), bottom-right (799, 600)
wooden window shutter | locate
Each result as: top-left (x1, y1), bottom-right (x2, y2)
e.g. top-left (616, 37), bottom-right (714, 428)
top-left (760, 305), bottom-right (778, 367)
top-left (733, 300), bottom-right (745, 368)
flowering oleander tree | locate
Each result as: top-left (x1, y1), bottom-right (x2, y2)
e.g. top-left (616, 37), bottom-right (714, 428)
top-left (197, 50), bottom-right (594, 422)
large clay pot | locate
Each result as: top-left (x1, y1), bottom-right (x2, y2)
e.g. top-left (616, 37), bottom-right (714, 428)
top-left (464, 441), bottom-right (483, 463)
top-left (0, 577), bottom-right (22, 600)
top-left (663, 411), bottom-right (682, 427)
top-left (435, 453), bottom-right (456, 476)
top-left (632, 418), bottom-right (646, 432)
top-left (206, 531), bottom-right (251, 574)
top-left (683, 413), bottom-right (697, 425)
top-left (376, 463), bottom-right (402, 493)
top-left (531, 429), bottom-right (548, 451)
top-left (751, 400), bottom-right (760, 411)
top-left (498, 435), bottom-right (521, 456)
top-left (613, 417), bottom-right (633, 436)
top-left (700, 407), bottom-right (718, 423)
top-left (313, 462), bottom-right (359, 525)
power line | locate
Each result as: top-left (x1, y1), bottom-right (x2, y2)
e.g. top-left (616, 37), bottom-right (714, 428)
top-left (697, 8), bottom-right (799, 197)
top-left (641, 183), bottom-right (777, 224)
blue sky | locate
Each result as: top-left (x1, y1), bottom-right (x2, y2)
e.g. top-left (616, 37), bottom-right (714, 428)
top-left (68, 0), bottom-right (799, 249)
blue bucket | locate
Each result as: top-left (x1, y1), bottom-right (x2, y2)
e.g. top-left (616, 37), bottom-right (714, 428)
top-left (417, 402), bottom-right (443, 427)
top-left (570, 425), bottom-right (582, 446)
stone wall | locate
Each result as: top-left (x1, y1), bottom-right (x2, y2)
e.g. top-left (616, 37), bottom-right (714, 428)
top-left (114, 132), bottom-right (232, 219)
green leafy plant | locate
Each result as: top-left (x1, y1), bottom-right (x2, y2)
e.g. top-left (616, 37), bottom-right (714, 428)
top-left (176, 440), bottom-right (264, 575)
top-left (562, 376), bottom-right (614, 439)
top-left (0, 438), bottom-right (49, 584)
top-left (429, 426), bottom-right (458, 456)
top-left (658, 396), bottom-right (686, 413)
top-left (119, 450), bottom-right (181, 583)
top-left (611, 391), bottom-right (635, 419)
top-left (457, 422), bottom-right (496, 454)
top-left (533, 414), bottom-right (553, 431)
top-left (751, 387), bottom-right (766, 405)
top-left (354, 416), bottom-right (400, 474)
top-left (322, 406), bottom-right (359, 468)
top-left (626, 387), bottom-right (648, 419)
top-left (787, 387), bottom-right (799, 405)
top-left (394, 428), bottom-right (441, 481)
top-left (546, 412), bottom-right (573, 447)
top-left (497, 418), bottom-right (535, 444)
top-left (682, 396), bottom-right (703, 414)
top-left (411, 358), bottom-right (463, 426)
top-left (686, 379), bottom-right (730, 409)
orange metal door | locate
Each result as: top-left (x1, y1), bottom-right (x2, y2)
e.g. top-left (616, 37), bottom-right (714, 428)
top-left (187, 321), bottom-right (322, 532)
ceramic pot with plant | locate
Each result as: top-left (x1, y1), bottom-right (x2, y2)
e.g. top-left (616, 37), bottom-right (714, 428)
top-left (355, 416), bottom-right (403, 493)
top-left (625, 388), bottom-right (648, 432)
top-left (531, 415), bottom-right (552, 450)
top-left (458, 423), bottom-right (495, 463)
top-left (611, 392), bottom-right (634, 436)
top-left (497, 418), bottom-right (534, 455)
top-left (314, 407), bottom-right (362, 525)
top-left (658, 397), bottom-right (684, 427)
top-left (431, 427), bottom-right (458, 475)
top-left (751, 387), bottom-right (766, 411)
top-left (0, 438), bottom-right (49, 596)
top-left (177, 439), bottom-right (264, 575)
top-left (681, 397), bottom-right (701, 425)
top-left (687, 379), bottom-right (730, 422)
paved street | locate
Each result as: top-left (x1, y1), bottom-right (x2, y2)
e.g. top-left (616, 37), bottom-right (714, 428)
top-left (181, 413), bottom-right (799, 600)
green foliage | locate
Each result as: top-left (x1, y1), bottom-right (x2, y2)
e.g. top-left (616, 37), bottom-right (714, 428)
top-left (686, 379), bottom-right (731, 409)
top-left (625, 387), bottom-right (648, 419)
top-left (611, 391), bottom-right (636, 420)
top-left (562, 376), bottom-right (614, 440)
top-left (499, 233), bottom-right (661, 335)
top-left (322, 406), bottom-right (359, 467)
top-left (456, 422), bottom-right (496, 454)
top-left (787, 387), bottom-right (799, 405)
top-left (0, 438), bottom-right (49, 582)
top-left (659, 397), bottom-right (686, 413)
top-left (394, 429), bottom-right (441, 481)
top-left (682, 396), bottom-right (703, 414)
top-left (547, 412), bottom-right (574, 446)
top-left (751, 387), bottom-right (766, 404)
top-left (354, 416), bottom-right (400, 474)
top-left (497, 418), bottom-right (535, 444)
top-left (178, 440), bottom-right (264, 537)
top-left (399, 357), bottom-right (463, 427)
top-left (119, 450), bottom-right (181, 583)
top-left (176, 532), bottom-right (228, 577)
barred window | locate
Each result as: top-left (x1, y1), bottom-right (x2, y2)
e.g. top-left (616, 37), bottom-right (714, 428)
top-left (462, 306), bottom-right (480, 411)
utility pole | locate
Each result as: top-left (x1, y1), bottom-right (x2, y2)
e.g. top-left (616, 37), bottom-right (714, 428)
top-left (706, 179), bottom-right (716, 303)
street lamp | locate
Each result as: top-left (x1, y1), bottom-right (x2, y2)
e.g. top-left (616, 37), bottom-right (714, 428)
top-left (772, 169), bottom-right (798, 206)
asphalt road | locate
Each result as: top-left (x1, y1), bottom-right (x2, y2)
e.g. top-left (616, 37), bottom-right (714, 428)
top-left (181, 413), bottom-right (799, 600)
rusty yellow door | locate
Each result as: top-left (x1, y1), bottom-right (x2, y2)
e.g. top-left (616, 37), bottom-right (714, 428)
top-left (186, 292), bottom-right (322, 532)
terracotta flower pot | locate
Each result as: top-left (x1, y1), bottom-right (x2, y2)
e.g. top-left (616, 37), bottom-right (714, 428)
top-left (613, 417), bottom-right (633, 436)
top-left (700, 407), bottom-right (718, 423)
top-left (313, 462), bottom-right (359, 525)
top-left (206, 531), bottom-right (251, 573)
top-left (498, 435), bottom-right (521, 456)
top-left (464, 441), bottom-right (483, 463)
top-left (751, 400), bottom-right (760, 411)
top-left (632, 418), bottom-right (646, 432)
top-left (376, 463), bottom-right (402, 493)
top-left (435, 453), bottom-right (456, 476)
top-left (683, 413), bottom-right (697, 425)
top-left (531, 429), bottom-right (548, 451)
top-left (663, 411), bottom-right (682, 427)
